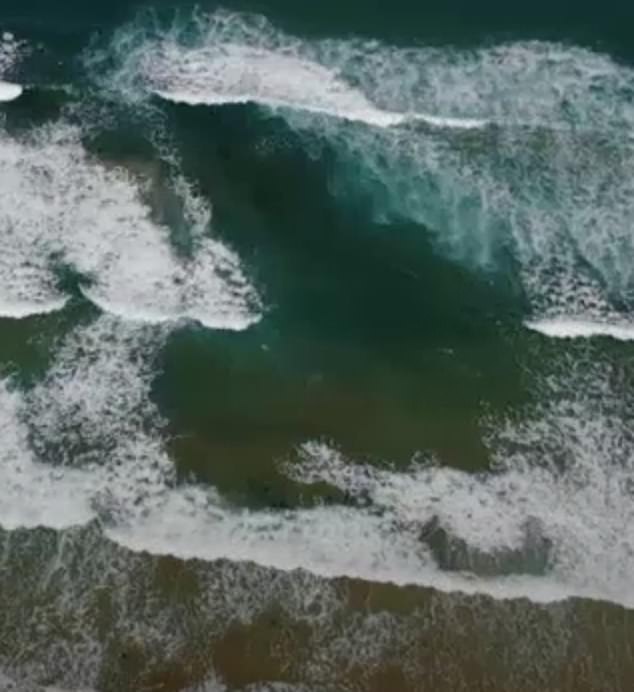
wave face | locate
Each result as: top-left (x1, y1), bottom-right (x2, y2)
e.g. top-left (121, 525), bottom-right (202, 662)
top-left (100, 9), bottom-right (634, 336)
top-left (0, 123), bottom-right (260, 328)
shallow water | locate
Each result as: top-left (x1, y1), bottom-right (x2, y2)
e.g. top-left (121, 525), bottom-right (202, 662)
top-left (1, 2), bottom-right (634, 690)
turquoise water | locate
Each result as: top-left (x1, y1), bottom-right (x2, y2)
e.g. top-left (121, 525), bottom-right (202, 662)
top-left (1, 2), bottom-right (634, 690)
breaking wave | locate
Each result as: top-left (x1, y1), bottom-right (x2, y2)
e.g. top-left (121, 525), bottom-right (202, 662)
top-left (98, 9), bottom-right (634, 337)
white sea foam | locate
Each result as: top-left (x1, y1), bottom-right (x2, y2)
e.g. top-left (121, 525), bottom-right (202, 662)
top-left (147, 45), bottom-right (485, 130)
top-left (24, 316), bottom-right (177, 524)
top-left (526, 317), bottom-right (634, 341)
top-left (0, 296), bottom-right (68, 319)
top-left (0, 315), bottom-right (185, 536)
top-left (0, 377), bottom-right (95, 531)
top-left (103, 9), bottom-right (634, 131)
top-left (0, 124), bottom-right (260, 328)
top-left (80, 235), bottom-right (259, 330)
top-left (149, 45), bottom-right (405, 128)
top-left (102, 11), bottom-right (488, 130)
top-left (0, 81), bottom-right (22, 102)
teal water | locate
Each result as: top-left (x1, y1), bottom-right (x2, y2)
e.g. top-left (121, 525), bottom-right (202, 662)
top-left (1, 2), bottom-right (634, 690)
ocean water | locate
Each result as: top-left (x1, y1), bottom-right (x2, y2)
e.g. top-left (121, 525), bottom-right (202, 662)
top-left (1, 2), bottom-right (634, 690)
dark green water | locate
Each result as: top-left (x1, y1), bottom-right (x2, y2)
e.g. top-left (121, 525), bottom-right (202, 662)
top-left (1, 2), bottom-right (634, 690)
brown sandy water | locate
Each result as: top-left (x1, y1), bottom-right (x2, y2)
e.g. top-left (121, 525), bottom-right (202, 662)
top-left (1, 524), bottom-right (633, 692)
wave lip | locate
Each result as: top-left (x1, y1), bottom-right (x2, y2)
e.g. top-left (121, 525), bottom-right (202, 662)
top-left (76, 231), bottom-right (261, 332)
top-left (155, 81), bottom-right (488, 131)
top-left (0, 296), bottom-right (68, 319)
top-left (0, 80), bottom-right (22, 102)
top-left (106, 19), bottom-right (488, 131)
top-left (526, 317), bottom-right (634, 341)
top-left (407, 113), bottom-right (487, 130)
top-left (146, 44), bottom-right (410, 128)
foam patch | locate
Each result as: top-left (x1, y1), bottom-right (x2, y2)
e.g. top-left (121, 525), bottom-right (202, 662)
top-left (0, 124), bottom-right (260, 328)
